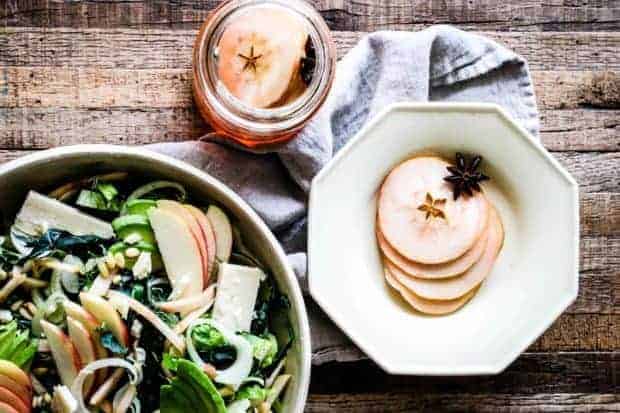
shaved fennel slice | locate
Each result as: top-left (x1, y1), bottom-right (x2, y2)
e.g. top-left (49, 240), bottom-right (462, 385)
top-left (71, 358), bottom-right (139, 413)
top-left (107, 290), bottom-right (185, 352)
top-left (186, 318), bottom-right (253, 389)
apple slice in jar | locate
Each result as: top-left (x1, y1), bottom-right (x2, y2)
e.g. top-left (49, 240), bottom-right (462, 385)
top-left (216, 7), bottom-right (308, 108)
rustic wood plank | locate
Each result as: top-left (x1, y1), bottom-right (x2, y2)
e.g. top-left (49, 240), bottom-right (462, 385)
top-left (1, 28), bottom-right (619, 71)
top-left (0, 106), bottom-right (618, 153)
top-left (305, 393), bottom-right (620, 412)
top-left (309, 352), bottom-right (619, 394)
top-left (3, 68), bottom-right (619, 113)
top-left (1, 0), bottom-right (619, 32)
top-left (554, 152), bottom-right (619, 193)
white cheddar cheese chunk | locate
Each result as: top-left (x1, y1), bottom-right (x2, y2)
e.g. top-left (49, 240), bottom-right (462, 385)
top-left (212, 263), bottom-right (263, 332)
top-left (16, 190), bottom-right (114, 238)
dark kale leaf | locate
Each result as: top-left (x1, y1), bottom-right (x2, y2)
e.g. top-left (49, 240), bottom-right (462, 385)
top-left (24, 229), bottom-right (113, 261)
top-left (200, 345), bottom-right (237, 370)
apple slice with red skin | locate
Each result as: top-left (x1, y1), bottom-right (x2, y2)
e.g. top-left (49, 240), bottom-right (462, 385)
top-left (157, 200), bottom-right (209, 284)
top-left (63, 301), bottom-right (109, 384)
top-left (206, 205), bottom-right (233, 262)
top-left (0, 362), bottom-right (30, 394)
top-left (184, 204), bottom-right (217, 283)
top-left (148, 208), bottom-right (204, 299)
top-left (0, 387), bottom-right (30, 413)
top-left (67, 317), bottom-right (96, 395)
top-left (79, 292), bottom-right (130, 347)
top-left (40, 320), bottom-right (82, 388)
top-left (0, 377), bottom-right (30, 408)
top-left (0, 401), bottom-right (21, 413)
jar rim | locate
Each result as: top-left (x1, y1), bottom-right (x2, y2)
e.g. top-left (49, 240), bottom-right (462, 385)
top-left (193, 0), bottom-right (335, 140)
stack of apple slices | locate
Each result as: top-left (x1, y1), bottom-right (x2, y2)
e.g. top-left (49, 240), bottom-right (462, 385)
top-left (147, 201), bottom-right (233, 304)
top-left (0, 360), bottom-right (32, 413)
top-left (376, 156), bottom-right (505, 315)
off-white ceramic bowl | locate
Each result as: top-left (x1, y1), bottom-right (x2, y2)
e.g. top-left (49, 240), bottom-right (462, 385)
top-left (308, 103), bottom-right (579, 375)
top-left (0, 145), bottom-right (311, 411)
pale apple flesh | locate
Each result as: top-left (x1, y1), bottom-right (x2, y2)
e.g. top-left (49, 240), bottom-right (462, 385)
top-left (184, 204), bottom-right (217, 283)
top-left (40, 320), bottom-right (82, 388)
top-left (148, 208), bottom-right (204, 299)
top-left (0, 386), bottom-right (30, 413)
top-left (79, 292), bottom-right (130, 347)
top-left (66, 317), bottom-right (96, 395)
top-left (63, 301), bottom-right (109, 384)
top-left (206, 205), bottom-right (233, 262)
top-left (157, 200), bottom-right (210, 286)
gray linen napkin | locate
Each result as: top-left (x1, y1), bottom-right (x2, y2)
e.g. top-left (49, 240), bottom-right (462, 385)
top-left (149, 25), bottom-right (539, 364)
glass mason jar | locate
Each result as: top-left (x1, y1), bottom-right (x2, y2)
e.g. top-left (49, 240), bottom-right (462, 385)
top-left (192, 0), bottom-right (336, 148)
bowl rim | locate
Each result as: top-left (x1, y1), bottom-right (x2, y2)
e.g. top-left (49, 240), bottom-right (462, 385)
top-left (0, 144), bottom-right (312, 409)
top-left (308, 102), bottom-right (579, 375)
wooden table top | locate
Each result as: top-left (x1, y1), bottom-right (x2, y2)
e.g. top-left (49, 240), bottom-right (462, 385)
top-left (1, 1), bottom-right (619, 411)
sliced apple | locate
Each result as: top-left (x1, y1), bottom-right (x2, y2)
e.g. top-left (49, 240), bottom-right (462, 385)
top-left (184, 205), bottom-right (217, 283)
top-left (0, 387), bottom-right (30, 413)
top-left (147, 208), bottom-right (204, 298)
top-left (79, 292), bottom-right (130, 347)
top-left (157, 200), bottom-right (209, 284)
top-left (0, 401), bottom-right (20, 413)
top-left (40, 320), bottom-right (81, 388)
top-left (63, 301), bottom-right (109, 384)
top-left (66, 317), bottom-right (96, 395)
top-left (206, 205), bottom-right (233, 262)
top-left (0, 377), bottom-right (30, 407)
top-left (0, 362), bottom-right (30, 392)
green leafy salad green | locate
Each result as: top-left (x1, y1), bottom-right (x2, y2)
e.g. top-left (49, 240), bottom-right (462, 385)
top-left (0, 173), bottom-right (294, 413)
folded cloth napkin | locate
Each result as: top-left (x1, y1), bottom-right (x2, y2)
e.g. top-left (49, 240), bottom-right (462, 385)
top-left (149, 25), bottom-right (539, 364)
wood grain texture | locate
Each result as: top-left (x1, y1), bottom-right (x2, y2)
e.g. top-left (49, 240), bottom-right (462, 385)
top-left (3, 68), bottom-right (620, 112)
top-left (1, 0), bottom-right (619, 32)
top-left (309, 352), bottom-right (620, 394)
top-left (1, 28), bottom-right (619, 71)
top-left (305, 393), bottom-right (620, 412)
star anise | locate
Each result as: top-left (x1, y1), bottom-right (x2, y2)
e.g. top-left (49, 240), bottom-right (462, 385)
top-left (238, 45), bottom-right (262, 73)
top-left (444, 153), bottom-right (490, 200)
top-left (417, 192), bottom-right (447, 221)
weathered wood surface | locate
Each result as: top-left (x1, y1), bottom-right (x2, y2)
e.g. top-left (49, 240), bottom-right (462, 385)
top-left (2, 28), bottom-right (620, 71)
top-left (2, 0), bottom-right (619, 32)
top-left (306, 393), bottom-right (620, 412)
top-left (2, 1), bottom-right (619, 411)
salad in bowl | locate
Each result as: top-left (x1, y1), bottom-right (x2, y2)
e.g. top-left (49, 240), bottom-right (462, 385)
top-left (0, 171), bottom-right (295, 413)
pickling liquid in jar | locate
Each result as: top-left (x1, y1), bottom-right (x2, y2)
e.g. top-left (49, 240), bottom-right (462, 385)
top-left (192, 0), bottom-right (335, 148)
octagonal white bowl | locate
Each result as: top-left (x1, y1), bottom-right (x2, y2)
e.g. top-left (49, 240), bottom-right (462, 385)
top-left (308, 102), bottom-right (579, 375)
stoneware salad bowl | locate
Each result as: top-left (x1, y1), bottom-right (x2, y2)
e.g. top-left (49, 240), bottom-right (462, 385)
top-left (0, 144), bottom-right (311, 412)
top-left (308, 102), bottom-right (579, 375)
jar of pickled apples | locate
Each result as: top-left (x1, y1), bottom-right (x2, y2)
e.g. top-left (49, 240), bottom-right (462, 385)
top-left (192, 0), bottom-right (336, 148)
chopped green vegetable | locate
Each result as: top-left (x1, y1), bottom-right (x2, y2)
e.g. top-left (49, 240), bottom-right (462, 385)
top-left (0, 321), bottom-right (38, 367)
top-left (235, 384), bottom-right (269, 406)
top-left (96, 182), bottom-right (119, 202)
top-left (192, 323), bottom-right (227, 351)
top-left (122, 199), bottom-right (157, 216)
top-left (24, 229), bottom-right (111, 261)
top-left (243, 333), bottom-right (278, 368)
